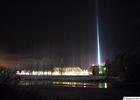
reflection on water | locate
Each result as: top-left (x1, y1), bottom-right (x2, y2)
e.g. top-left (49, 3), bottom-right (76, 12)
top-left (98, 82), bottom-right (108, 88)
top-left (19, 80), bottom-right (110, 88)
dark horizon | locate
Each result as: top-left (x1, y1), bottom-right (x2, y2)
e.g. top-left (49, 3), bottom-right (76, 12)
top-left (0, 0), bottom-right (140, 66)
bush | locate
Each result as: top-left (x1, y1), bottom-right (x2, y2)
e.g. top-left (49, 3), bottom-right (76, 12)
top-left (0, 67), bottom-right (20, 85)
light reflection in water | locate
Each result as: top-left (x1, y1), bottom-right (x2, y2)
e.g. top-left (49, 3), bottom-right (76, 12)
top-left (19, 81), bottom-right (109, 88)
top-left (98, 82), bottom-right (107, 88)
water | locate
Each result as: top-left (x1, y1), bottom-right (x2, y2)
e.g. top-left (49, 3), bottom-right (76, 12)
top-left (18, 80), bottom-right (111, 88)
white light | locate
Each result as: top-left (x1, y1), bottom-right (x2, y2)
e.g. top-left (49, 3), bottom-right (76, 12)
top-left (99, 70), bottom-right (102, 74)
top-left (16, 69), bottom-right (90, 76)
top-left (52, 71), bottom-right (61, 76)
top-left (97, 30), bottom-right (101, 65)
top-left (104, 67), bottom-right (106, 71)
top-left (105, 82), bottom-right (107, 88)
top-left (47, 71), bottom-right (52, 75)
top-left (96, 0), bottom-right (102, 74)
top-left (32, 71), bottom-right (37, 75)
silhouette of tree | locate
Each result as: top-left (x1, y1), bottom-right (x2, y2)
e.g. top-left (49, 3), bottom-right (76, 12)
top-left (0, 66), bottom-right (19, 85)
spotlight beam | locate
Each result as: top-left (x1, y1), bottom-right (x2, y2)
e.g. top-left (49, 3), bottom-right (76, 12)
top-left (96, 16), bottom-right (101, 65)
top-left (96, 0), bottom-right (101, 65)
top-left (96, 0), bottom-right (102, 74)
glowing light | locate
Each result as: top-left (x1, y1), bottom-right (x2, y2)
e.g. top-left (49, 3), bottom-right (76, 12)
top-left (16, 67), bottom-right (91, 76)
top-left (99, 71), bottom-right (102, 74)
top-left (52, 81), bottom-right (81, 86)
top-left (97, 21), bottom-right (101, 65)
top-left (96, 0), bottom-right (102, 74)
top-left (92, 64), bottom-right (95, 66)
top-left (52, 71), bottom-right (61, 76)
top-left (98, 82), bottom-right (108, 88)
top-left (105, 82), bottom-right (107, 88)
top-left (103, 67), bottom-right (106, 71)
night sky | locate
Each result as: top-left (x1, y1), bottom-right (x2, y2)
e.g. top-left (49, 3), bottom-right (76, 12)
top-left (0, 0), bottom-right (140, 66)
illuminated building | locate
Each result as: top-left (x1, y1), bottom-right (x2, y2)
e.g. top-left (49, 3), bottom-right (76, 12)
top-left (16, 66), bottom-right (92, 76)
top-left (89, 63), bottom-right (107, 75)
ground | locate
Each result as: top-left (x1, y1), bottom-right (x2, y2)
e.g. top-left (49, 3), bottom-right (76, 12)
top-left (0, 85), bottom-right (140, 100)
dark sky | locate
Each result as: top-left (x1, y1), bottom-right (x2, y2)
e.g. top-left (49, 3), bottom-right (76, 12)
top-left (0, 0), bottom-right (140, 66)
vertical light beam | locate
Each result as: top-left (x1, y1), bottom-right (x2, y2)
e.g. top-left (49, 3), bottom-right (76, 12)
top-left (96, 0), bottom-right (102, 74)
top-left (96, 16), bottom-right (101, 65)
